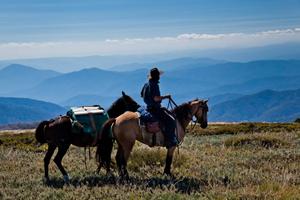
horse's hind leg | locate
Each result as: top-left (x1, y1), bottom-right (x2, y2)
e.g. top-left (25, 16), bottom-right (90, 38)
top-left (116, 141), bottom-right (135, 180)
top-left (44, 143), bottom-right (57, 182)
top-left (53, 143), bottom-right (71, 183)
top-left (116, 145), bottom-right (125, 177)
top-left (116, 145), bottom-right (130, 179)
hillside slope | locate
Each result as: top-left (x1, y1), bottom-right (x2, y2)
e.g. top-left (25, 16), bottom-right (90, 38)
top-left (0, 64), bottom-right (61, 94)
top-left (209, 89), bottom-right (300, 122)
top-left (0, 97), bottom-right (66, 125)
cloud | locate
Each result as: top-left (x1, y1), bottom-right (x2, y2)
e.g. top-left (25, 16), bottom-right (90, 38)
top-left (104, 28), bottom-right (300, 42)
top-left (294, 28), bottom-right (300, 32)
top-left (0, 28), bottom-right (300, 60)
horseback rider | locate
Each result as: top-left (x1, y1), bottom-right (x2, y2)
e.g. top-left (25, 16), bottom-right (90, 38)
top-left (140, 67), bottom-right (178, 148)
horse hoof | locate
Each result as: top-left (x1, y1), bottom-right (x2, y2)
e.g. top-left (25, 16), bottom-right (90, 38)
top-left (163, 172), bottom-right (174, 179)
top-left (106, 171), bottom-right (113, 177)
top-left (106, 173), bottom-right (116, 183)
top-left (43, 177), bottom-right (50, 184)
top-left (118, 174), bottom-right (129, 184)
top-left (163, 170), bottom-right (171, 175)
top-left (63, 175), bottom-right (70, 184)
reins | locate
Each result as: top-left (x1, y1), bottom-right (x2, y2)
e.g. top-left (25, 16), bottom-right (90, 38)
top-left (167, 97), bottom-right (183, 154)
top-left (168, 97), bottom-right (178, 108)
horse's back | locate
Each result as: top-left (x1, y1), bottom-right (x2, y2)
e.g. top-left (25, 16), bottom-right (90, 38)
top-left (113, 111), bottom-right (140, 143)
top-left (43, 116), bottom-right (73, 143)
top-left (115, 111), bottom-right (139, 124)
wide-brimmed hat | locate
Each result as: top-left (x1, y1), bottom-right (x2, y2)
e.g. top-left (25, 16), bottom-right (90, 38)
top-left (148, 67), bottom-right (164, 79)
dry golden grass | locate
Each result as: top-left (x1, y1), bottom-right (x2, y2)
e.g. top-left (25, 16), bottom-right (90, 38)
top-left (0, 123), bottom-right (299, 199)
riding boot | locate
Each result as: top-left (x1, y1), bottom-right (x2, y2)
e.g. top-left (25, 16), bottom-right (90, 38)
top-left (165, 135), bottom-right (179, 148)
top-left (163, 115), bottom-right (178, 148)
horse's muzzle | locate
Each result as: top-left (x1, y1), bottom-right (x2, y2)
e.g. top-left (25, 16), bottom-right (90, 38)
top-left (200, 122), bottom-right (208, 129)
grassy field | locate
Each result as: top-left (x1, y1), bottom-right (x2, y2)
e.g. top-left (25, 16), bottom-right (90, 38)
top-left (0, 123), bottom-right (300, 199)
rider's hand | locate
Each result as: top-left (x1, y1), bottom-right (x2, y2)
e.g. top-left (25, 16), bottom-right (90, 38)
top-left (164, 94), bottom-right (171, 99)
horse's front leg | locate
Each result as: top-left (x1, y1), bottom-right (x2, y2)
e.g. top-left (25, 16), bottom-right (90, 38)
top-left (96, 162), bottom-right (103, 174)
top-left (163, 146), bottom-right (176, 176)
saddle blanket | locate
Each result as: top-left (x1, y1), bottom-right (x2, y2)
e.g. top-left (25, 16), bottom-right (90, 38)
top-left (137, 106), bottom-right (158, 123)
top-left (137, 106), bottom-right (161, 132)
top-left (140, 126), bottom-right (165, 147)
top-left (137, 106), bottom-right (165, 147)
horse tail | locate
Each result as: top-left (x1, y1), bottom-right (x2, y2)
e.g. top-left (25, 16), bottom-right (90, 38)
top-left (96, 118), bottom-right (116, 167)
top-left (35, 121), bottom-right (49, 144)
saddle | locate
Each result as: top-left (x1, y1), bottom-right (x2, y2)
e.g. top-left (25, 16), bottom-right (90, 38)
top-left (136, 107), bottom-right (168, 147)
top-left (145, 121), bottom-right (161, 133)
top-left (137, 106), bottom-right (163, 132)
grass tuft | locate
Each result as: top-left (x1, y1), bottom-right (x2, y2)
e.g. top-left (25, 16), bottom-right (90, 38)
top-left (0, 131), bottom-right (47, 152)
top-left (190, 122), bottom-right (300, 136)
top-left (224, 134), bottom-right (288, 148)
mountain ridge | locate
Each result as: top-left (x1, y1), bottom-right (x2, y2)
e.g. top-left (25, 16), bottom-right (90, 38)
top-left (209, 89), bottom-right (300, 122)
top-left (0, 97), bottom-right (67, 125)
top-left (0, 64), bottom-right (61, 95)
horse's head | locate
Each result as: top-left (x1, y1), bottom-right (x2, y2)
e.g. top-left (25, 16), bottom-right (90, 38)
top-left (190, 99), bottom-right (209, 128)
top-left (121, 91), bottom-right (140, 112)
top-left (107, 91), bottom-right (140, 118)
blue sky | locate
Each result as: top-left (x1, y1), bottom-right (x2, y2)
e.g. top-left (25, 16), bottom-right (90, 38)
top-left (0, 0), bottom-right (300, 59)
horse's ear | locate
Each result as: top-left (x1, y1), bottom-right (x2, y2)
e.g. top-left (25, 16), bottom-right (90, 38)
top-left (122, 91), bottom-right (126, 96)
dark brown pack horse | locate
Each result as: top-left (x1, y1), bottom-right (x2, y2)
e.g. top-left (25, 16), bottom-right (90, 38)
top-left (97, 99), bottom-right (208, 178)
top-left (35, 92), bottom-right (139, 183)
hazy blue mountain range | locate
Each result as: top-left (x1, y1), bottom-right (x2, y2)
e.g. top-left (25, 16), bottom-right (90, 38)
top-left (0, 97), bottom-right (67, 125)
top-left (110, 57), bottom-right (225, 72)
top-left (202, 75), bottom-right (300, 97)
top-left (0, 64), bottom-right (61, 94)
top-left (164, 60), bottom-right (300, 99)
top-left (2, 59), bottom-right (300, 106)
top-left (0, 59), bottom-right (300, 123)
top-left (61, 94), bottom-right (118, 109)
top-left (168, 60), bottom-right (300, 85)
top-left (12, 68), bottom-right (148, 103)
top-left (209, 89), bottom-right (300, 122)
top-left (208, 93), bottom-right (244, 106)
top-left (0, 42), bottom-right (299, 72)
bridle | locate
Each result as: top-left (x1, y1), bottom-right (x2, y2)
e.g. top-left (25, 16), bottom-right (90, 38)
top-left (168, 98), bottom-right (208, 131)
top-left (189, 102), bottom-right (208, 131)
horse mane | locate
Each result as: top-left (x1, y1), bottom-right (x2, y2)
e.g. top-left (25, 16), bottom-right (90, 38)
top-left (172, 103), bottom-right (191, 125)
top-left (172, 99), bottom-right (207, 125)
top-left (108, 96), bottom-right (123, 110)
top-left (107, 93), bottom-right (140, 118)
top-left (106, 96), bottom-right (124, 117)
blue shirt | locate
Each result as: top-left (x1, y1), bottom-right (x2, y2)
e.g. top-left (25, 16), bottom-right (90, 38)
top-left (141, 79), bottom-right (161, 110)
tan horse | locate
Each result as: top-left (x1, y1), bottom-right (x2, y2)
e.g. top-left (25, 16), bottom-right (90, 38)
top-left (96, 99), bottom-right (208, 178)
